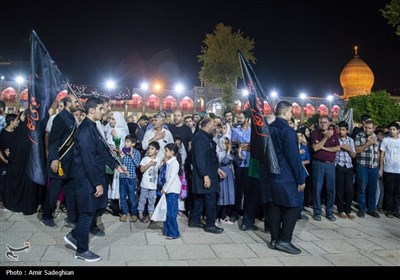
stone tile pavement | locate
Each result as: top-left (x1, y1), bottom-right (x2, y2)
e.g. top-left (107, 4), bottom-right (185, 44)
top-left (0, 207), bottom-right (399, 267)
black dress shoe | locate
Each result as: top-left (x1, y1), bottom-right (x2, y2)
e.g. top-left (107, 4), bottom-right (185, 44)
top-left (269, 240), bottom-right (277, 249)
top-left (203, 226), bottom-right (224, 234)
top-left (275, 241), bottom-right (301, 254)
top-left (367, 212), bottom-right (380, 218)
top-left (239, 224), bottom-right (258, 231)
top-left (188, 222), bottom-right (204, 229)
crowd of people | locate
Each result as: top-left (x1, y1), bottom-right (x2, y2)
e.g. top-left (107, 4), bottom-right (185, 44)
top-left (0, 97), bottom-right (399, 262)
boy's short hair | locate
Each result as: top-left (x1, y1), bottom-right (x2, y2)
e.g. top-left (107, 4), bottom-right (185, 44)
top-left (148, 141), bottom-right (160, 150)
top-left (125, 134), bottom-right (137, 143)
top-left (139, 115), bottom-right (149, 121)
top-left (174, 136), bottom-right (183, 143)
top-left (387, 122), bottom-right (400, 130)
top-left (84, 97), bottom-right (103, 114)
top-left (338, 121), bottom-right (348, 130)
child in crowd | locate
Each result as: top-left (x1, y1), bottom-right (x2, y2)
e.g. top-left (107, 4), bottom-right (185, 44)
top-left (216, 137), bottom-right (236, 225)
top-left (297, 129), bottom-right (311, 220)
top-left (119, 134), bottom-right (141, 222)
top-left (138, 141), bottom-right (161, 222)
top-left (162, 143), bottom-right (182, 240)
top-left (173, 137), bottom-right (187, 216)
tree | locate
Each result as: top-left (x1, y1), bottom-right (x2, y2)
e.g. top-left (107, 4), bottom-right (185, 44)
top-left (346, 90), bottom-right (400, 127)
top-left (198, 23), bottom-right (255, 110)
top-left (381, 0), bottom-right (400, 36)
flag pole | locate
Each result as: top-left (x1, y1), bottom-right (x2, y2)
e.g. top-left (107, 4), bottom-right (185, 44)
top-left (67, 82), bottom-right (123, 167)
top-left (67, 82), bottom-right (84, 110)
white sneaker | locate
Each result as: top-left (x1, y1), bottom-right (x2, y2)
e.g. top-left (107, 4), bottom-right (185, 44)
top-left (221, 218), bottom-right (234, 225)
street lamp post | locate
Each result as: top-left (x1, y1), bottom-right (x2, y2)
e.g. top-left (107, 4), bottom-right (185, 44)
top-left (174, 83), bottom-right (184, 111)
top-left (140, 82), bottom-right (149, 115)
top-left (270, 90), bottom-right (278, 113)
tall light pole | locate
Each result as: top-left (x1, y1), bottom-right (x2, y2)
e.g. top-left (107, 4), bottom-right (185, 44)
top-left (153, 82), bottom-right (163, 111)
top-left (299, 92), bottom-right (307, 124)
top-left (270, 90), bottom-right (278, 113)
top-left (105, 79), bottom-right (116, 115)
top-left (140, 82), bottom-right (149, 114)
top-left (174, 83), bottom-right (184, 111)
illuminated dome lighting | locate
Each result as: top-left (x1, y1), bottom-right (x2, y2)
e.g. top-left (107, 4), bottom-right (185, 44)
top-left (340, 46), bottom-right (374, 100)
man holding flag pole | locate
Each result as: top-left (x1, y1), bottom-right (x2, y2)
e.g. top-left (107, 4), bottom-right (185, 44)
top-left (238, 51), bottom-right (306, 254)
top-left (27, 31), bottom-right (127, 261)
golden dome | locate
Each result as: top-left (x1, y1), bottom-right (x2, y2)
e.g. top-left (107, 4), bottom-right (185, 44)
top-left (340, 46), bottom-right (374, 100)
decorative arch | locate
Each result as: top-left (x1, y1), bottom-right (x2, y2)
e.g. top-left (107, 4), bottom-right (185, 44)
top-left (331, 105), bottom-right (340, 118)
top-left (56, 90), bottom-right (68, 101)
top-left (146, 94), bottom-right (160, 111)
top-left (1, 87), bottom-right (17, 102)
top-left (317, 104), bottom-right (329, 116)
top-left (20, 89), bottom-right (29, 101)
top-left (292, 102), bottom-right (301, 117)
top-left (195, 97), bottom-right (204, 112)
top-left (128, 93), bottom-right (143, 109)
top-left (179, 97), bottom-right (193, 112)
top-left (163, 95), bottom-right (177, 111)
top-left (304, 103), bottom-right (315, 117)
top-left (263, 101), bottom-right (273, 116)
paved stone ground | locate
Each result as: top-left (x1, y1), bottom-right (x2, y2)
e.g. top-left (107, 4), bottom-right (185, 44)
top-left (0, 207), bottom-right (399, 266)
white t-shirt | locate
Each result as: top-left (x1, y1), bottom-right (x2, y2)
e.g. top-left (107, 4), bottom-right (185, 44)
top-left (140, 156), bottom-right (160, 190)
top-left (380, 137), bottom-right (400, 174)
top-left (46, 114), bottom-right (57, 132)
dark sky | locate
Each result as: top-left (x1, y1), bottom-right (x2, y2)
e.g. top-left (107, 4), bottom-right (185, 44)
top-left (1, 0), bottom-right (399, 97)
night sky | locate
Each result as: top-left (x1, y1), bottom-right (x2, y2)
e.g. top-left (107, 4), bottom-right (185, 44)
top-left (1, 0), bottom-right (399, 97)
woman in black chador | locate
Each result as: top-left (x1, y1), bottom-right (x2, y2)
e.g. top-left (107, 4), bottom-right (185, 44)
top-left (3, 111), bottom-right (40, 215)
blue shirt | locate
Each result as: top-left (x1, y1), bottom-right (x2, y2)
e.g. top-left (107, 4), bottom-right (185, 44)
top-left (120, 148), bottom-right (141, 179)
top-left (299, 143), bottom-right (310, 162)
top-left (231, 126), bottom-right (251, 167)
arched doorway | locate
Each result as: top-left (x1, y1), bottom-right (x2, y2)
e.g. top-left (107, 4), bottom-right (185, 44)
top-left (1, 87), bottom-right (17, 102)
top-left (128, 93), bottom-right (143, 110)
top-left (179, 97), bottom-right (193, 112)
top-left (146, 94), bottom-right (160, 111)
top-left (163, 95), bottom-right (177, 111)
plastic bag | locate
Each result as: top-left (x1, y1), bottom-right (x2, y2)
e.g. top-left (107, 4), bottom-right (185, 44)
top-left (151, 194), bottom-right (167, 221)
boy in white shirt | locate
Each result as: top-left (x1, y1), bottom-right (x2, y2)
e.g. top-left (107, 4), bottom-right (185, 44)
top-left (138, 141), bottom-right (161, 222)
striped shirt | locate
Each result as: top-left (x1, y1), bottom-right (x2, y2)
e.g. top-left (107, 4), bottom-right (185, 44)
top-left (336, 136), bottom-right (355, 168)
top-left (355, 132), bottom-right (379, 168)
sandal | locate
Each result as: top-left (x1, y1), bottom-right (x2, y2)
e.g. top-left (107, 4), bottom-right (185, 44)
top-left (139, 216), bottom-right (150, 223)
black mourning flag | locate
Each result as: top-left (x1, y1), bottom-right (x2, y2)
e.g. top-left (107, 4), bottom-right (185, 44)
top-left (27, 31), bottom-right (66, 185)
top-left (238, 50), bottom-right (280, 175)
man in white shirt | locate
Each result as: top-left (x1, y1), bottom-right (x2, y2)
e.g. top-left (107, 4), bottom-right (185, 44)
top-left (142, 113), bottom-right (174, 160)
